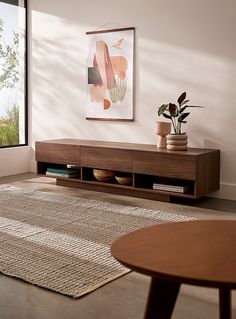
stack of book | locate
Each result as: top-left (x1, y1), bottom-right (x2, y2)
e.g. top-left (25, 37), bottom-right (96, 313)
top-left (153, 182), bottom-right (191, 193)
top-left (46, 167), bottom-right (80, 178)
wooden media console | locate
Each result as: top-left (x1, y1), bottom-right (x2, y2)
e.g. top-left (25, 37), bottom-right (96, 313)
top-left (35, 139), bottom-right (220, 202)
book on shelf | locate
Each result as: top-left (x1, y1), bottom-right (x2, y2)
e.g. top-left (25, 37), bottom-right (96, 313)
top-left (46, 167), bottom-right (80, 178)
top-left (46, 171), bottom-right (80, 178)
top-left (153, 182), bottom-right (191, 193)
top-left (47, 167), bottom-right (80, 174)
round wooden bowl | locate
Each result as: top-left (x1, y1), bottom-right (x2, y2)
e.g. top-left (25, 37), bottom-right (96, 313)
top-left (115, 174), bottom-right (132, 185)
top-left (93, 169), bottom-right (116, 182)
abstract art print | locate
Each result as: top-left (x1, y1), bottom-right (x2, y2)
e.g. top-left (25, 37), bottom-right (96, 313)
top-left (86, 27), bottom-right (134, 121)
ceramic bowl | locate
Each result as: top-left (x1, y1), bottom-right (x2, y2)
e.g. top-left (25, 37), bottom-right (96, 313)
top-left (93, 169), bottom-right (116, 182)
top-left (115, 174), bottom-right (132, 185)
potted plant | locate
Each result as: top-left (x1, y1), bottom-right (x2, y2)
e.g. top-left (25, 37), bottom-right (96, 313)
top-left (157, 92), bottom-right (203, 150)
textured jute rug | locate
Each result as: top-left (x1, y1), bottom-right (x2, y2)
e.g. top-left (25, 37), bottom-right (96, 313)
top-left (0, 184), bottom-right (195, 298)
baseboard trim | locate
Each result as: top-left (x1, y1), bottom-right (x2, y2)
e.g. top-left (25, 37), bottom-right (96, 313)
top-left (209, 183), bottom-right (236, 201)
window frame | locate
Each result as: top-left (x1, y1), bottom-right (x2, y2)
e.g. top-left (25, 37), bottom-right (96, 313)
top-left (0, 0), bottom-right (28, 149)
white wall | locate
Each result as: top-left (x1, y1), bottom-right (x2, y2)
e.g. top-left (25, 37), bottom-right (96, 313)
top-left (28, 0), bottom-right (236, 199)
top-left (0, 146), bottom-right (31, 177)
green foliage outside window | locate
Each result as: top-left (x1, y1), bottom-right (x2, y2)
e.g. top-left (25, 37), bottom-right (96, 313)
top-left (0, 17), bottom-right (20, 146)
top-left (0, 19), bottom-right (19, 89)
top-left (0, 103), bottom-right (19, 146)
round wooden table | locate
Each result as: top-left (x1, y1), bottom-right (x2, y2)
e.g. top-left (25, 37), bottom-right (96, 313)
top-left (111, 220), bottom-right (236, 319)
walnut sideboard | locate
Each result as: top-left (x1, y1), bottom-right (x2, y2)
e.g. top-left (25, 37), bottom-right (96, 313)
top-left (35, 139), bottom-right (220, 203)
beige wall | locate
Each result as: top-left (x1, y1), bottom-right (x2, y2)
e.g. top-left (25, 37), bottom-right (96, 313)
top-left (5, 0), bottom-right (236, 199)
top-left (0, 146), bottom-right (30, 177)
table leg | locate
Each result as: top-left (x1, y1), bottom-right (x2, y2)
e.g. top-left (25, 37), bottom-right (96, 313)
top-left (144, 278), bottom-right (180, 319)
top-left (219, 289), bottom-right (231, 319)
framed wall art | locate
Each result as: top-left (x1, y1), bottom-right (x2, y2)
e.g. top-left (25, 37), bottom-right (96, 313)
top-left (86, 27), bottom-right (134, 121)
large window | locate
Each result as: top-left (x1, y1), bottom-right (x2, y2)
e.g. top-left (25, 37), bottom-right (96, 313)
top-left (0, 0), bottom-right (27, 148)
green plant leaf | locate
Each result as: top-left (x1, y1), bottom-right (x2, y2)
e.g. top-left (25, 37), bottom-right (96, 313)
top-left (180, 104), bottom-right (204, 114)
top-left (185, 105), bottom-right (204, 108)
top-left (169, 103), bottom-right (178, 117)
top-left (180, 99), bottom-right (189, 106)
top-left (163, 113), bottom-right (172, 120)
top-left (177, 92), bottom-right (186, 105)
top-left (179, 106), bottom-right (187, 113)
top-left (178, 112), bottom-right (190, 122)
top-left (158, 104), bottom-right (168, 116)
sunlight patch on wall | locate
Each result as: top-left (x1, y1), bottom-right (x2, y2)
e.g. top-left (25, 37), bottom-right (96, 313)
top-left (30, 11), bottom-right (150, 146)
top-left (31, 10), bottom-right (93, 141)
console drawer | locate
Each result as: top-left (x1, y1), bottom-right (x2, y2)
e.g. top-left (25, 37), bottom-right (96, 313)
top-left (36, 142), bottom-right (80, 165)
top-left (133, 151), bottom-right (196, 180)
top-left (81, 146), bottom-right (133, 172)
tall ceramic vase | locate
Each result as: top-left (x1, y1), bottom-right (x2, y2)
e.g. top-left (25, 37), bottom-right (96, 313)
top-left (167, 133), bottom-right (188, 151)
top-left (155, 122), bottom-right (171, 148)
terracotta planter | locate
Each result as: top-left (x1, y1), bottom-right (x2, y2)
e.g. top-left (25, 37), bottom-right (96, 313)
top-left (167, 133), bottom-right (188, 151)
top-left (155, 122), bottom-right (171, 148)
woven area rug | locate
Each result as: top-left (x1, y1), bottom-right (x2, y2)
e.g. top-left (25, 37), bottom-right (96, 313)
top-left (0, 184), bottom-right (195, 298)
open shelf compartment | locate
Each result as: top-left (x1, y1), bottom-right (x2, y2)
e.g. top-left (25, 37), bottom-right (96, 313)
top-left (134, 173), bottom-right (195, 196)
top-left (81, 167), bottom-right (133, 187)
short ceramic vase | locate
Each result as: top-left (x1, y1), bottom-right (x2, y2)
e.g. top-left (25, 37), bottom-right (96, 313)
top-left (155, 122), bottom-right (171, 148)
top-left (167, 133), bottom-right (188, 151)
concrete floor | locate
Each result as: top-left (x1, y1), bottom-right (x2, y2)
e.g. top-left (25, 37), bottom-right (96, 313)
top-left (0, 173), bottom-right (236, 319)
